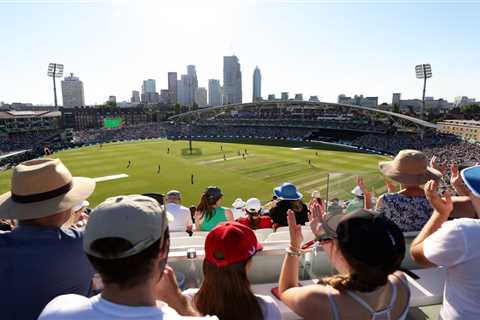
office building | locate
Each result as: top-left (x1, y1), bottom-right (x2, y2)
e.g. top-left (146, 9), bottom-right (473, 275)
top-left (454, 96), bottom-right (476, 107)
top-left (309, 96), bottom-right (320, 102)
top-left (176, 66), bottom-right (198, 106)
top-left (61, 73), bottom-right (85, 107)
top-left (131, 90), bottom-right (140, 104)
top-left (392, 93), bottom-right (401, 107)
top-left (268, 94), bottom-right (276, 101)
top-left (252, 66), bottom-right (261, 102)
top-left (208, 79), bottom-right (222, 106)
top-left (223, 55), bottom-right (242, 104)
top-left (141, 92), bottom-right (159, 104)
top-left (437, 119), bottom-right (480, 141)
top-left (294, 93), bottom-right (303, 101)
top-left (168, 72), bottom-right (177, 105)
top-left (196, 87), bottom-right (208, 108)
top-left (281, 92), bottom-right (289, 100)
top-left (142, 79), bottom-right (156, 94)
top-left (338, 94), bottom-right (378, 108)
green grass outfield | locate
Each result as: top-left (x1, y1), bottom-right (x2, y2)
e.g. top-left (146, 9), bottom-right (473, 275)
top-left (0, 139), bottom-right (392, 208)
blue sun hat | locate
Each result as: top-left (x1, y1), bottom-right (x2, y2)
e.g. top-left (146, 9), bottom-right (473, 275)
top-left (273, 183), bottom-right (303, 200)
top-left (461, 165), bottom-right (480, 198)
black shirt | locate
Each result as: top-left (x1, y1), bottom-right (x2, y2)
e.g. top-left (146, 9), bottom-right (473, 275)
top-left (269, 200), bottom-right (309, 226)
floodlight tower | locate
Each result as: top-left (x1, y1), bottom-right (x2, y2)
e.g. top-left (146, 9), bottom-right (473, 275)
top-left (47, 63), bottom-right (64, 107)
top-left (415, 64), bottom-right (432, 120)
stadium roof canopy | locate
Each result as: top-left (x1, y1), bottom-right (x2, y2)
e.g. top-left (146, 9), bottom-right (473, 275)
top-left (169, 101), bottom-right (438, 129)
top-left (0, 110), bottom-right (61, 119)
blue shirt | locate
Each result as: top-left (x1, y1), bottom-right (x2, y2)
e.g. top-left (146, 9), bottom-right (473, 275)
top-left (0, 225), bottom-right (95, 320)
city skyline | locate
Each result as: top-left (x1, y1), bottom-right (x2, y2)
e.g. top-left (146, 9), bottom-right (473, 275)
top-left (0, 1), bottom-right (479, 105)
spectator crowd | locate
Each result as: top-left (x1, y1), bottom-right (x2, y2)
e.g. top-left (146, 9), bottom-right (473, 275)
top-left (1, 145), bottom-right (480, 319)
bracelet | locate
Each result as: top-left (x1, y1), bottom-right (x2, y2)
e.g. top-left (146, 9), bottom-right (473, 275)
top-left (285, 246), bottom-right (303, 257)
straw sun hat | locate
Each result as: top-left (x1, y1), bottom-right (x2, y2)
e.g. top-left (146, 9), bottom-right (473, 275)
top-left (378, 149), bottom-right (442, 186)
top-left (0, 158), bottom-right (95, 220)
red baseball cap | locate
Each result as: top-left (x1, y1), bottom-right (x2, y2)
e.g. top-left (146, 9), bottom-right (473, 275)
top-left (205, 222), bottom-right (263, 267)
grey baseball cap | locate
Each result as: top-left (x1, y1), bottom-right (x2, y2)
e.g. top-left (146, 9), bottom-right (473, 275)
top-left (84, 195), bottom-right (173, 259)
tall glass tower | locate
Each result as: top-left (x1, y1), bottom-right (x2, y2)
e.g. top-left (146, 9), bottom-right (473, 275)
top-left (252, 66), bottom-right (262, 102)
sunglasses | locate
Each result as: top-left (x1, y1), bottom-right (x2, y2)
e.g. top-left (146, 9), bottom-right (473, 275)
top-left (316, 234), bottom-right (335, 243)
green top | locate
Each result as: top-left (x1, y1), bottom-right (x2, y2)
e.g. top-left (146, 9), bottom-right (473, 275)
top-left (200, 207), bottom-right (228, 231)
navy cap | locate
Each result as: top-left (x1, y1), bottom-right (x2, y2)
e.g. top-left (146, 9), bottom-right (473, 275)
top-left (205, 186), bottom-right (223, 200)
top-left (323, 209), bottom-right (405, 268)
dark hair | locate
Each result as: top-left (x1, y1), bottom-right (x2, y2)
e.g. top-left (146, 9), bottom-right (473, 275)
top-left (246, 211), bottom-right (259, 229)
top-left (196, 194), bottom-right (222, 221)
top-left (189, 206), bottom-right (197, 223)
top-left (319, 220), bottom-right (404, 292)
top-left (290, 199), bottom-right (304, 212)
top-left (194, 259), bottom-right (263, 320)
top-left (87, 230), bottom-right (169, 289)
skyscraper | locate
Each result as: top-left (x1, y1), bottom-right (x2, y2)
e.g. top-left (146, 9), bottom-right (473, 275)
top-left (223, 55), bottom-right (242, 105)
top-left (61, 73), bottom-right (85, 107)
top-left (160, 90), bottom-right (170, 104)
top-left (208, 79), bottom-right (222, 106)
top-left (177, 66), bottom-right (198, 106)
top-left (252, 66), bottom-right (261, 102)
top-left (167, 72), bottom-right (177, 105)
top-left (131, 90), bottom-right (140, 103)
top-left (177, 79), bottom-right (185, 105)
top-left (142, 79), bottom-right (156, 94)
top-left (196, 87), bottom-right (208, 108)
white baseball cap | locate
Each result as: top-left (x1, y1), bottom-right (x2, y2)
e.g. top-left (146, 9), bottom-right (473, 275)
top-left (245, 198), bottom-right (262, 212)
top-left (311, 190), bottom-right (321, 198)
top-left (84, 195), bottom-right (173, 259)
top-left (351, 186), bottom-right (364, 197)
top-left (232, 198), bottom-right (246, 209)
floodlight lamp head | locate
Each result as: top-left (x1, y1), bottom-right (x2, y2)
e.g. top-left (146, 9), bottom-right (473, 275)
top-left (415, 63), bottom-right (432, 79)
top-left (47, 63), bottom-right (64, 77)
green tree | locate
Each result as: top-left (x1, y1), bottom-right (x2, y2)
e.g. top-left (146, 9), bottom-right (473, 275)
top-left (174, 103), bottom-right (181, 115)
top-left (461, 104), bottom-right (480, 114)
top-left (192, 103), bottom-right (199, 111)
top-left (393, 103), bottom-right (400, 113)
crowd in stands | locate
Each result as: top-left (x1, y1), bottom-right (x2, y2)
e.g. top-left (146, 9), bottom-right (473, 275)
top-left (1, 146), bottom-right (480, 319)
top-left (352, 132), bottom-right (480, 163)
top-left (2, 119), bottom-right (479, 172)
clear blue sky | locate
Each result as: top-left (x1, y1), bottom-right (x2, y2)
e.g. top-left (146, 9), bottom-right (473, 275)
top-left (0, 0), bottom-right (479, 105)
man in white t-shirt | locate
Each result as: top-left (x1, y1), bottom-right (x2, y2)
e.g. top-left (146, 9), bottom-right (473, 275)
top-left (38, 195), bottom-right (216, 320)
top-left (411, 165), bottom-right (480, 320)
top-left (166, 190), bottom-right (193, 233)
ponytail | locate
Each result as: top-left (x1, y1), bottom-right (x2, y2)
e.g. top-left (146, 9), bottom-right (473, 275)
top-left (319, 268), bottom-right (389, 292)
top-left (196, 194), bottom-right (220, 221)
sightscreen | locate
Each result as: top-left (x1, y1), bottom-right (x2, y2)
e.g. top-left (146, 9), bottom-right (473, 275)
top-left (103, 117), bottom-right (123, 129)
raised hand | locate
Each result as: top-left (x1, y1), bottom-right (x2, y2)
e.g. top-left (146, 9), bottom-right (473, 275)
top-left (430, 155), bottom-right (447, 176)
top-left (155, 265), bottom-right (184, 308)
top-left (450, 163), bottom-right (469, 196)
top-left (308, 202), bottom-right (324, 238)
top-left (287, 209), bottom-right (303, 249)
top-left (424, 180), bottom-right (453, 216)
top-left (357, 176), bottom-right (371, 196)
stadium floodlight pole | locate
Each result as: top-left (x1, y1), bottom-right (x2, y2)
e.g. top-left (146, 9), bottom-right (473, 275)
top-left (325, 173), bottom-right (330, 213)
top-left (415, 64), bottom-right (432, 120)
top-left (47, 63), bottom-right (64, 108)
